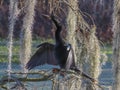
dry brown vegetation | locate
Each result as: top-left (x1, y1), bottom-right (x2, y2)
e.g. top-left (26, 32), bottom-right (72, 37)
top-left (0, 0), bottom-right (113, 43)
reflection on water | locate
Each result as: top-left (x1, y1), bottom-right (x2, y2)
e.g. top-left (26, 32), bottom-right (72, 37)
top-left (0, 62), bottom-right (114, 89)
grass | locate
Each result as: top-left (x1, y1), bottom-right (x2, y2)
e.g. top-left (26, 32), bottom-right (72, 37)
top-left (0, 38), bottom-right (54, 63)
top-left (101, 44), bottom-right (113, 54)
top-left (100, 44), bottom-right (113, 62)
top-left (0, 38), bottom-right (112, 63)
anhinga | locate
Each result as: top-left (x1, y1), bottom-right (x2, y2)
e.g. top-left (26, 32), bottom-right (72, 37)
top-left (26, 16), bottom-right (97, 83)
top-left (26, 16), bottom-right (77, 71)
top-left (26, 16), bottom-right (76, 70)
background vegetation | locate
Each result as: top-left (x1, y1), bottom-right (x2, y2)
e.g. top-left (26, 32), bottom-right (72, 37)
top-left (0, 0), bottom-right (115, 90)
top-left (0, 0), bottom-right (113, 43)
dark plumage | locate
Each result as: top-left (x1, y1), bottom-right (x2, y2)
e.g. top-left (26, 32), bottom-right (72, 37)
top-left (26, 16), bottom-right (97, 83)
top-left (26, 16), bottom-right (76, 70)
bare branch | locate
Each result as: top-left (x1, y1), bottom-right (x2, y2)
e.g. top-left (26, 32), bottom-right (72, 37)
top-left (0, 69), bottom-right (104, 89)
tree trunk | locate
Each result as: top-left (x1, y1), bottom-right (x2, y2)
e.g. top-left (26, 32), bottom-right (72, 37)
top-left (66, 0), bottom-right (81, 90)
top-left (67, 0), bottom-right (78, 66)
top-left (66, 0), bottom-right (101, 89)
top-left (20, 0), bottom-right (36, 73)
top-left (113, 0), bottom-right (120, 90)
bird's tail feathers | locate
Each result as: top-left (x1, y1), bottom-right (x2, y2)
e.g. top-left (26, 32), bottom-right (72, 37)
top-left (71, 67), bottom-right (96, 83)
top-left (72, 67), bottom-right (103, 89)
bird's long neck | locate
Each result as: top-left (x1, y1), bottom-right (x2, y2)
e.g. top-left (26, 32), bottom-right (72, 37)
top-left (51, 16), bottom-right (64, 45)
top-left (55, 29), bottom-right (64, 45)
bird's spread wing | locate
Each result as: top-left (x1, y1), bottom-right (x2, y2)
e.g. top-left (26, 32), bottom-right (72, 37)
top-left (26, 42), bottom-right (58, 70)
top-left (65, 44), bottom-right (76, 70)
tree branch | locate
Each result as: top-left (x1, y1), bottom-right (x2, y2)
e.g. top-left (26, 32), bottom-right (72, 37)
top-left (0, 70), bottom-right (104, 89)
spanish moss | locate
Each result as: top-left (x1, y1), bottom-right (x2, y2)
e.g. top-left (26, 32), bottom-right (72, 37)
top-left (20, 0), bottom-right (36, 73)
top-left (7, 0), bottom-right (19, 89)
top-left (8, 0), bottom-right (18, 77)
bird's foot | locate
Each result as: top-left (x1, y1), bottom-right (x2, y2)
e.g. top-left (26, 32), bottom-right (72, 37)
top-left (52, 68), bottom-right (60, 74)
top-left (52, 68), bottom-right (66, 77)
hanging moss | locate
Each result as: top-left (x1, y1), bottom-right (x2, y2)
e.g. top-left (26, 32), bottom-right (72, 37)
top-left (20, 0), bottom-right (36, 73)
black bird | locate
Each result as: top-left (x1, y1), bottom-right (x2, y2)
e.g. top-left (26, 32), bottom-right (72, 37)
top-left (25, 16), bottom-right (97, 83)
top-left (26, 16), bottom-right (76, 71)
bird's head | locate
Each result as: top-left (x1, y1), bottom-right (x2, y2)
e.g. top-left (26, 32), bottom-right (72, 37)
top-left (51, 15), bottom-right (62, 32)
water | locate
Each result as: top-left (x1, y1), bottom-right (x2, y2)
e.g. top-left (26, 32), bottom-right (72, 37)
top-left (99, 62), bottom-right (114, 86)
top-left (0, 62), bottom-right (114, 89)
